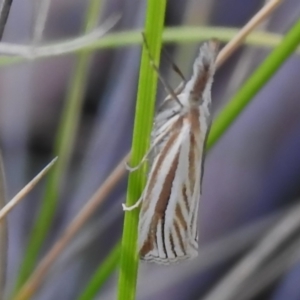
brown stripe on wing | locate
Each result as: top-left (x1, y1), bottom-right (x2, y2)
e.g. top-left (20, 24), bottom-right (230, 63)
top-left (187, 108), bottom-right (201, 194)
top-left (190, 197), bottom-right (199, 238)
top-left (140, 214), bottom-right (159, 257)
top-left (154, 149), bottom-right (179, 215)
top-left (169, 232), bottom-right (177, 257)
top-left (190, 65), bottom-right (210, 101)
top-left (176, 204), bottom-right (188, 232)
top-left (189, 133), bottom-right (196, 196)
top-left (182, 184), bottom-right (189, 212)
top-left (140, 118), bottom-right (182, 259)
top-left (155, 149), bottom-right (180, 257)
top-left (190, 40), bottom-right (219, 101)
top-left (174, 221), bottom-right (186, 255)
top-left (140, 148), bottom-right (180, 258)
top-left (187, 108), bottom-right (201, 136)
top-left (141, 117), bottom-right (183, 214)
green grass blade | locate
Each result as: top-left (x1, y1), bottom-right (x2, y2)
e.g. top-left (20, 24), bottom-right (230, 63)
top-left (77, 244), bottom-right (120, 300)
top-left (13, 0), bottom-right (104, 294)
top-left (207, 18), bottom-right (300, 149)
top-left (84, 27), bottom-right (285, 50)
top-left (117, 0), bottom-right (167, 300)
top-left (1, 27), bottom-right (299, 67)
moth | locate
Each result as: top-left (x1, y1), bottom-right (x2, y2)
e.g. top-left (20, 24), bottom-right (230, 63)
top-left (123, 39), bottom-right (219, 264)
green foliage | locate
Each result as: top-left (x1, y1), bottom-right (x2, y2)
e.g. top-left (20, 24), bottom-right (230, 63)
top-left (116, 0), bottom-right (167, 299)
top-left (0, 27), bottom-right (298, 67)
top-left (77, 244), bottom-right (120, 300)
top-left (6, 1), bottom-right (300, 299)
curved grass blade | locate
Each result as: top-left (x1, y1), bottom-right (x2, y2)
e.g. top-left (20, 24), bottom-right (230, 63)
top-left (1, 27), bottom-right (300, 67)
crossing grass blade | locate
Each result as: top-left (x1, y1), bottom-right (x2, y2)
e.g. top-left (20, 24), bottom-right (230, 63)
top-left (116, 0), bottom-right (167, 299)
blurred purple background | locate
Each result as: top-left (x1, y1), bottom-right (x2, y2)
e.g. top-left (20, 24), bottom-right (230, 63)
top-left (1, 0), bottom-right (300, 299)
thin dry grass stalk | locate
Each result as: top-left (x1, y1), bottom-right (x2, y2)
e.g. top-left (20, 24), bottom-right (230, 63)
top-left (216, 0), bottom-right (282, 66)
top-left (0, 158), bottom-right (57, 222)
top-left (0, 0), bottom-right (14, 292)
top-left (0, 0), bottom-right (14, 40)
top-left (13, 1), bottom-right (282, 299)
top-left (239, 232), bottom-right (300, 300)
top-left (0, 14), bottom-right (119, 58)
top-left (203, 201), bottom-right (300, 300)
top-left (32, 0), bottom-right (52, 44)
top-left (13, 154), bottom-right (129, 300)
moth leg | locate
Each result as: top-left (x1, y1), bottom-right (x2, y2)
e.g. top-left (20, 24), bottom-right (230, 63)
top-left (125, 143), bottom-right (154, 172)
top-left (161, 47), bottom-right (186, 95)
top-left (125, 160), bottom-right (147, 172)
top-left (125, 151), bottom-right (150, 172)
top-left (125, 125), bottom-right (171, 172)
top-left (122, 196), bottom-right (143, 211)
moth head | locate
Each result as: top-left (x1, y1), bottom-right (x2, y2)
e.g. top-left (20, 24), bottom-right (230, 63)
top-left (185, 39), bottom-right (219, 106)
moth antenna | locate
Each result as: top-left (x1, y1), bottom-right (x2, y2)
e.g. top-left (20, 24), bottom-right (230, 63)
top-left (161, 47), bottom-right (186, 96)
top-left (161, 47), bottom-right (186, 83)
top-left (141, 32), bottom-right (183, 108)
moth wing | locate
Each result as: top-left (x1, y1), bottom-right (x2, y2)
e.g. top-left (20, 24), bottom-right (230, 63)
top-left (138, 118), bottom-right (203, 264)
